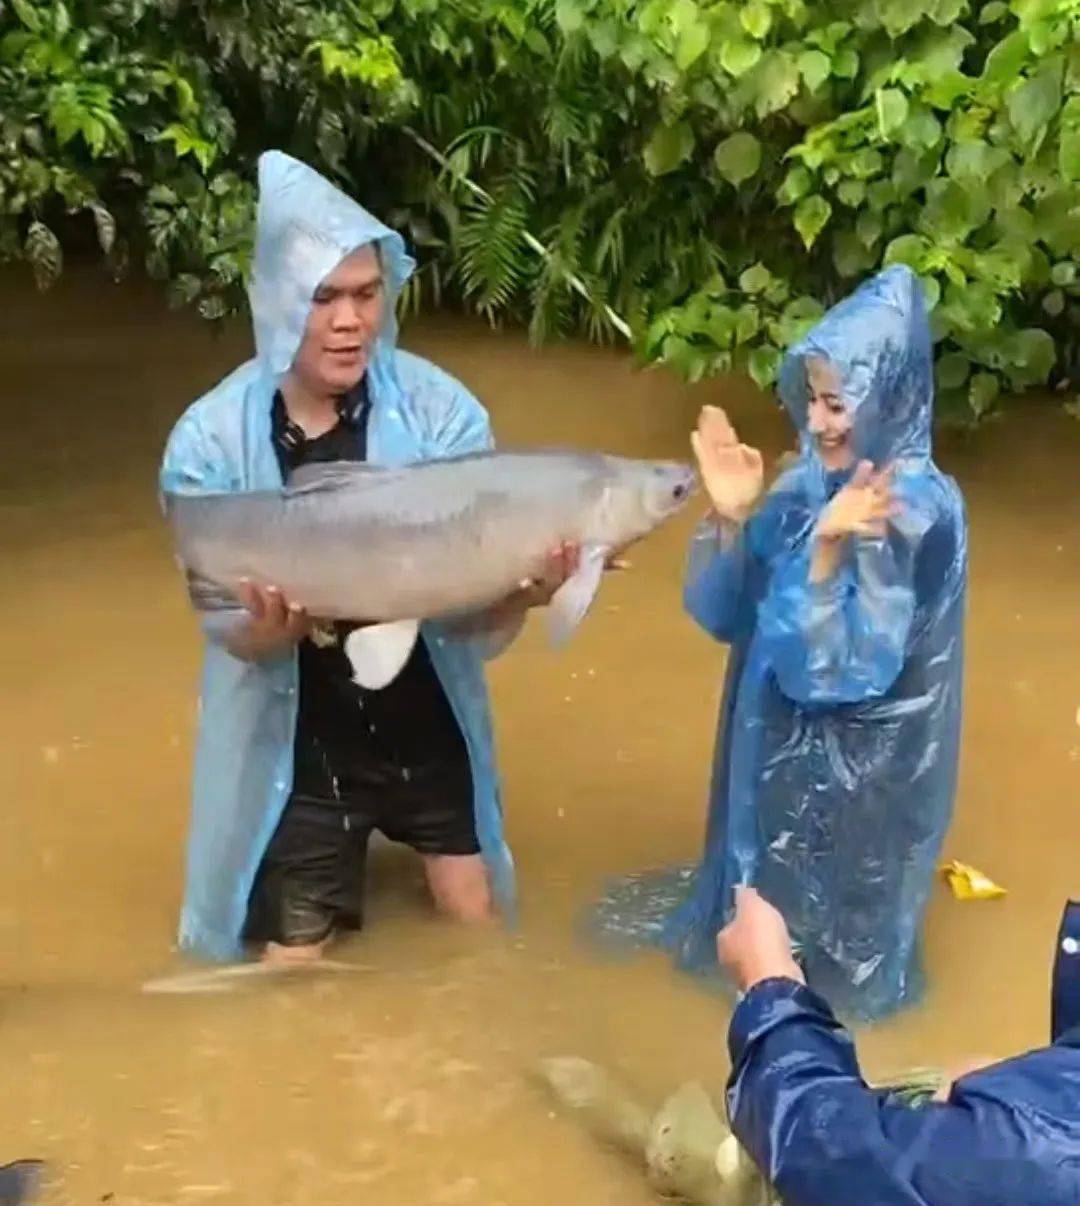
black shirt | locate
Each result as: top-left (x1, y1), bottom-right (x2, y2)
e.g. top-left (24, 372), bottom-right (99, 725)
top-left (270, 385), bottom-right (469, 799)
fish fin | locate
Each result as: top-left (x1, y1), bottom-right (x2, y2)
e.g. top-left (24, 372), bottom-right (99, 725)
top-left (183, 567), bottom-right (239, 612)
top-left (546, 543), bottom-right (609, 648)
top-left (343, 620), bottom-right (420, 690)
top-left (285, 460), bottom-right (402, 497)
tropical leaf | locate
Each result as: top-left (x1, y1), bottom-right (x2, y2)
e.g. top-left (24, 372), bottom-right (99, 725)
top-left (456, 173), bottom-right (535, 318)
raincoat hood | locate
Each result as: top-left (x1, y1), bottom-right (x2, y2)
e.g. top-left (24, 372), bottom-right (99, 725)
top-left (778, 265), bottom-right (934, 468)
top-left (248, 150), bottom-right (416, 378)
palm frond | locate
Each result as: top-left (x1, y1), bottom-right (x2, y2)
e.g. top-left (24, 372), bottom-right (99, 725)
top-left (544, 92), bottom-right (587, 154)
top-left (442, 125), bottom-right (508, 173)
top-left (455, 172), bottom-right (535, 320)
top-left (529, 258), bottom-right (574, 345)
top-left (581, 272), bottom-right (619, 344)
top-left (593, 205), bottom-right (627, 276)
top-left (398, 270), bottom-right (424, 319)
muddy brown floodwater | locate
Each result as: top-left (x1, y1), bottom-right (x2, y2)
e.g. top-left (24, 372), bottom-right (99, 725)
top-left (1, 266), bottom-right (1078, 1205)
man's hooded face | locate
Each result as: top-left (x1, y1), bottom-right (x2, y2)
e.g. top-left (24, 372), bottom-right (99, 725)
top-left (289, 244), bottom-right (386, 397)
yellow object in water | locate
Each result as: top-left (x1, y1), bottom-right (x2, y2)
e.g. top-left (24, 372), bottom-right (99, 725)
top-left (941, 860), bottom-right (1007, 901)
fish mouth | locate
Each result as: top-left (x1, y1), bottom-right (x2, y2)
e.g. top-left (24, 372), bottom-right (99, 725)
top-left (670, 464), bottom-right (698, 507)
top-left (644, 463), bottom-right (696, 526)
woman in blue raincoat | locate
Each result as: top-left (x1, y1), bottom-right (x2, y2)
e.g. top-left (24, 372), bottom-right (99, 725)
top-left (160, 151), bottom-right (562, 963)
top-left (664, 265), bottom-right (967, 1022)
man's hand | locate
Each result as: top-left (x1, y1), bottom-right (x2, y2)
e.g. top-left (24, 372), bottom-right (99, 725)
top-left (690, 405), bottom-right (764, 525)
top-left (475, 543), bottom-right (581, 634)
top-left (463, 541), bottom-right (628, 641)
top-left (513, 541), bottom-right (582, 609)
top-left (717, 886), bottom-right (805, 993)
top-left (225, 580), bottom-right (312, 661)
top-left (497, 541), bottom-right (630, 612)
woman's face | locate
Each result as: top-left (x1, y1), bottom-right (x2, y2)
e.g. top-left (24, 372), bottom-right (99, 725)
top-left (805, 357), bottom-right (855, 472)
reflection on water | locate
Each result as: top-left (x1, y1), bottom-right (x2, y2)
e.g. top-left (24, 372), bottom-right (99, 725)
top-left (1, 266), bottom-right (1078, 1203)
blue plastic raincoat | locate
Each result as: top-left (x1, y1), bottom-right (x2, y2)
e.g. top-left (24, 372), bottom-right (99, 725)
top-left (666, 265), bottom-right (967, 1021)
top-left (726, 902), bottom-right (1080, 1205)
top-left (160, 151), bottom-right (514, 960)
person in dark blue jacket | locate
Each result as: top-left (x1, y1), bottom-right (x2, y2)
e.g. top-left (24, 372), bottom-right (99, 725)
top-left (718, 887), bottom-right (1080, 1205)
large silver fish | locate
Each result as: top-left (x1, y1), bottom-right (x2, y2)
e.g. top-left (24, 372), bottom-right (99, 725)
top-left (164, 449), bottom-right (694, 686)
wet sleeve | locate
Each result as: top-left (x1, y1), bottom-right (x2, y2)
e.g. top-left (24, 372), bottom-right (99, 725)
top-left (757, 526), bottom-right (921, 706)
top-left (683, 516), bottom-right (755, 644)
top-left (726, 979), bottom-right (932, 1205)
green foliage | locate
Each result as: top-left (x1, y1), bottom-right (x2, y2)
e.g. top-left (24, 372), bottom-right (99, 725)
top-left (0, 0), bottom-right (410, 317)
top-left (1, 0), bottom-right (1078, 421)
top-left (713, 131), bottom-right (761, 186)
top-left (642, 262), bottom-right (825, 386)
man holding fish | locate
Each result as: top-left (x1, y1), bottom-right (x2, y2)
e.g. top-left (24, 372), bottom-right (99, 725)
top-left (160, 151), bottom-right (692, 967)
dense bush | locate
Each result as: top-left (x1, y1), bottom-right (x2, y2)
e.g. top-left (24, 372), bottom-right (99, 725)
top-left (2, 0), bottom-right (1077, 422)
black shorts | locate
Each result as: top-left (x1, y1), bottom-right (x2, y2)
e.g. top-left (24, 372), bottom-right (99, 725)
top-left (244, 757), bottom-right (478, 947)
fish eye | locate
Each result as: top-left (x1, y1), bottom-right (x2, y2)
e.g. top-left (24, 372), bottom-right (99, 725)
top-left (673, 483), bottom-right (688, 500)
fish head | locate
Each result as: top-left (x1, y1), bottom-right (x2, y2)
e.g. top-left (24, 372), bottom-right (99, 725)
top-left (596, 458), bottom-right (696, 546)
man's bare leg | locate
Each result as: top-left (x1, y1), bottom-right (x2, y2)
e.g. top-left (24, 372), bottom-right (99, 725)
top-left (422, 853), bottom-right (493, 921)
top-left (261, 936), bottom-right (331, 965)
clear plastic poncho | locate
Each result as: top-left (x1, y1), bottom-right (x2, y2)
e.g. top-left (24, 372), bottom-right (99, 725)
top-left (594, 266), bottom-right (968, 1022)
top-left (160, 152), bottom-right (515, 959)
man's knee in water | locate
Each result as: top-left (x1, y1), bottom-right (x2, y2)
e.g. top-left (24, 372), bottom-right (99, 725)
top-left (423, 853), bottom-right (493, 922)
